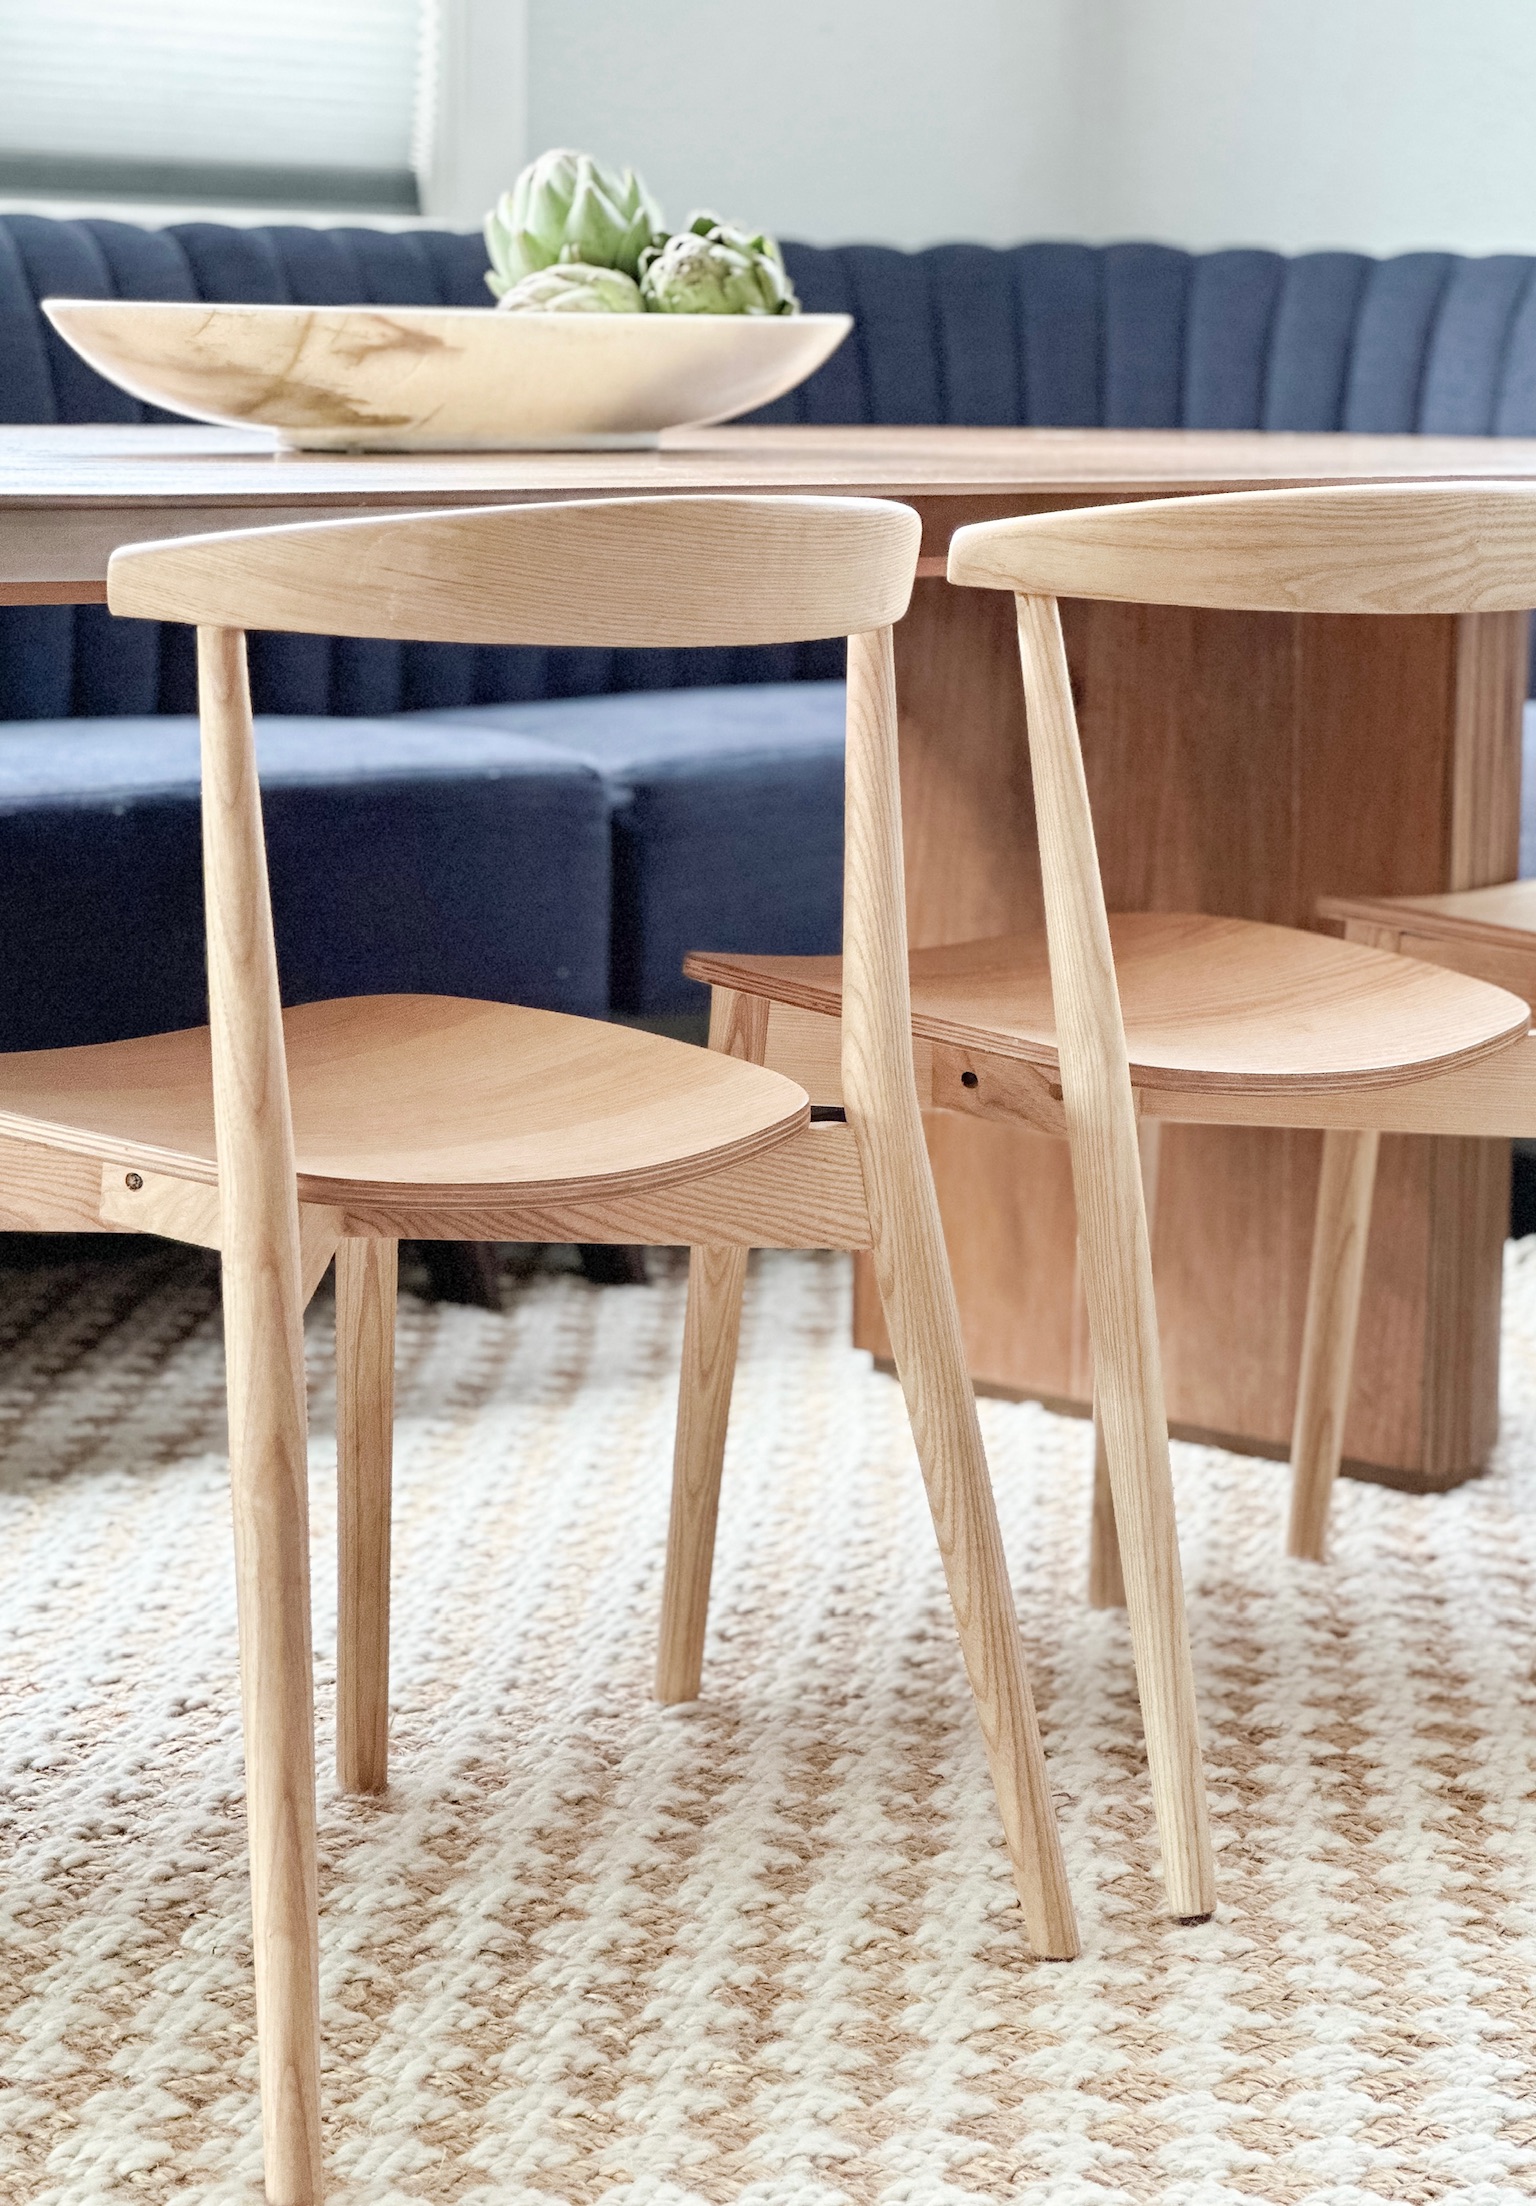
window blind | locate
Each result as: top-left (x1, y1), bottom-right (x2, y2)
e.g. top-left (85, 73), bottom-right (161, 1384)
top-left (0, 0), bottom-right (427, 211)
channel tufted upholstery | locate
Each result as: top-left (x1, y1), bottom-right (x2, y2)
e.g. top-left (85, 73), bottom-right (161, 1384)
top-left (762, 241), bottom-right (1536, 437)
top-left (4, 218), bottom-right (1536, 1044)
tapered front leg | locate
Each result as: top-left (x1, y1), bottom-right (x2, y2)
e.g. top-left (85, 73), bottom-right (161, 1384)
top-left (336, 1236), bottom-right (396, 1792)
top-left (1288, 1129), bottom-right (1379, 1562)
top-left (656, 984), bottom-right (764, 1704)
top-left (867, 1130), bottom-right (1080, 1958)
top-left (199, 625), bottom-right (323, 2202)
top-left (840, 622), bottom-right (1076, 1959)
top-left (1087, 1402), bottom-right (1127, 1609)
top-left (1014, 593), bottom-right (1214, 1924)
top-left (1071, 1154), bottom-right (1214, 1920)
top-left (656, 1243), bottom-right (748, 1703)
top-left (221, 1232), bottom-right (324, 2203)
top-left (1088, 1118), bottom-right (1161, 1611)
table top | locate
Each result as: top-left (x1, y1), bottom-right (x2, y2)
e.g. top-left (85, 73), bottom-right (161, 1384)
top-left (10, 421), bottom-right (1536, 503)
top-left (10, 423), bottom-right (1536, 600)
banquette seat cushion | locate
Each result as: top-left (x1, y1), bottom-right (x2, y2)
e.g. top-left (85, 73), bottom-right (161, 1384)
top-left (0, 714), bottom-right (612, 1047)
top-left (4, 217), bottom-right (1536, 1044)
top-left (415, 683), bottom-right (848, 1019)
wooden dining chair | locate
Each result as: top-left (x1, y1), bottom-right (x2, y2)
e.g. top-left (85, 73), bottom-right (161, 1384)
top-left (0, 492), bottom-right (1076, 2204)
top-left (684, 480), bottom-right (1536, 1934)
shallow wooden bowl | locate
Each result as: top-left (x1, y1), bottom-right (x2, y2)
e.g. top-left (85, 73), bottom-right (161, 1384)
top-left (41, 298), bottom-right (854, 451)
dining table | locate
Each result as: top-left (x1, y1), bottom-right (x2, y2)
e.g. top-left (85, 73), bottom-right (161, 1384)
top-left (6, 418), bottom-right (1536, 1492)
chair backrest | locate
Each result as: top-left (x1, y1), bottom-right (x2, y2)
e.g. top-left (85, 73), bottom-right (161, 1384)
top-left (107, 495), bottom-right (920, 646)
top-left (112, 493), bottom-right (926, 1306)
top-left (946, 480), bottom-right (1536, 615)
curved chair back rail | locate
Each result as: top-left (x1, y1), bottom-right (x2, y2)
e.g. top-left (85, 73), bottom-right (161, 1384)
top-left (107, 493), bottom-right (922, 645)
top-left (947, 479), bottom-right (1536, 614)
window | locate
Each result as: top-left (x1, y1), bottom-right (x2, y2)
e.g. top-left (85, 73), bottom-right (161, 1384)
top-left (0, 0), bottom-right (429, 212)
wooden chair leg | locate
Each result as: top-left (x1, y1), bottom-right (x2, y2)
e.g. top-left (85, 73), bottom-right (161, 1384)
top-left (1009, 596), bottom-right (1212, 1921)
top-left (1077, 1188), bottom-right (1215, 1920)
top-left (656, 979), bottom-right (768, 1705)
top-left (835, 622), bottom-right (1075, 1955)
top-left (223, 1250), bottom-right (325, 2205)
top-left (1088, 1117), bottom-right (1161, 1610)
top-left (200, 624), bottom-right (323, 2201)
top-left (1087, 1401), bottom-right (1127, 1609)
top-left (1288, 1129), bottom-right (1380, 1563)
top-left (336, 1236), bottom-right (396, 1792)
top-left (867, 1133), bottom-right (1079, 1958)
top-left (656, 1243), bottom-right (748, 1703)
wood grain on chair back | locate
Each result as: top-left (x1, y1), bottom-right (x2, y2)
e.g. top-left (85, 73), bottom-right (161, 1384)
top-left (948, 481), bottom-right (1536, 614)
top-left (106, 495), bottom-right (921, 645)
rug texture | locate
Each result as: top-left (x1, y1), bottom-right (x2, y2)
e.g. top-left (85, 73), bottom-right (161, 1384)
top-left (2, 1242), bottom-right (1536, 2205)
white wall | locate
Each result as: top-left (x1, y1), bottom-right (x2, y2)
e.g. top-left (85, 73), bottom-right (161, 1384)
top-left (8, 0), bottom-right (1536, 254)
top-left (513, 0), bottom-right (1536, 258)
top-left (523, 0), bottom-right (1085, 247)
top-left (1083, 0), bottom-right (1536, 256)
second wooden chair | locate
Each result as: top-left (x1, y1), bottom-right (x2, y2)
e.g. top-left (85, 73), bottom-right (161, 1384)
top-left (687, 479), bottom-right (1536, 1933)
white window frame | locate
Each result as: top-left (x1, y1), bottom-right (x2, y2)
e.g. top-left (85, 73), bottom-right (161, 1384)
top-left (0, 0), bottom-right (526, 228)
top-left (416, 0), bottom-right (529, 228)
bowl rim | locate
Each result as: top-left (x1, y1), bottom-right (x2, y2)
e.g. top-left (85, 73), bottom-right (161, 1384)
top-left (42, 295), bottom-right (853, 330)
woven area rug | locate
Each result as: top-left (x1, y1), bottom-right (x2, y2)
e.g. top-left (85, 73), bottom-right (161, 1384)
top-left (3, 1243), bottom-right (1536, 2204)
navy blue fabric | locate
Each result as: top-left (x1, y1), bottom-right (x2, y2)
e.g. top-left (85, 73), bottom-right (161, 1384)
top-left (1263, 254), bottom-right (1372, 430)
top-left (756, 236), bottom-right (1536, 455)
top-left (1183, 251), bottom-right (1285, 430)
top-left (1013, 244), bottom-right (1102, 425)
top-left (1342, 255), bottom-right (1455, 431)
top-left (1420, 258), bottom-right (1536, 435)
top-left (5, 214), bottom-right (143, 424)
top-left (932, 245), bottom-right (1021, 426)
top-left (0, 716), bottom-right (612, 1044)
top-left (340, 225), bottom-right (446, 307)
top-left (1103, 244), bottom-right (1191, 428)
top-left (0, 610), bottom-right (71, 721)
top-left (169, 222), bottom-right (291, 304)
top-left (1495, 279), bottom-right (1536, 436)
top-left (82, 219), bottom-right (199, 305)
top-left (0, 223), bottom-right (57, 423)
top-left (415, 683), bottom-right (848, 1016)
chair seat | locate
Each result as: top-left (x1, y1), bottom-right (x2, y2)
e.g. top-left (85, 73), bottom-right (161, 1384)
top-left (689, 912), bottom-right (1530, 1092)
top-left (1319, 881), bottom-right (1536, 1002)
top-left (0, 995), bottom-right (808, 1205)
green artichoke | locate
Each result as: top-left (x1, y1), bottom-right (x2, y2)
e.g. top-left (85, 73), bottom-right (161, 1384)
top-left (485, 149), bottom-right (661, 298)
top-left (496, 257), bottom-right (644, 314)
top-left (639, 213), bottom-right (800, 317)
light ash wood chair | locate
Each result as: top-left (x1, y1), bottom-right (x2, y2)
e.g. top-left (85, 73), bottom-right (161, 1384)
top-left (0, 494), bottom-right (1076, 2205)
top-left (1286, 878), bottom-right (1536, 1559)
top-left (688, 481), bottom-right (1536, 1933)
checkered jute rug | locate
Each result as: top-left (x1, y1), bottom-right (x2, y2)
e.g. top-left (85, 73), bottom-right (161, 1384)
top-left (2, 1241), bottom-right (1536, 2204)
